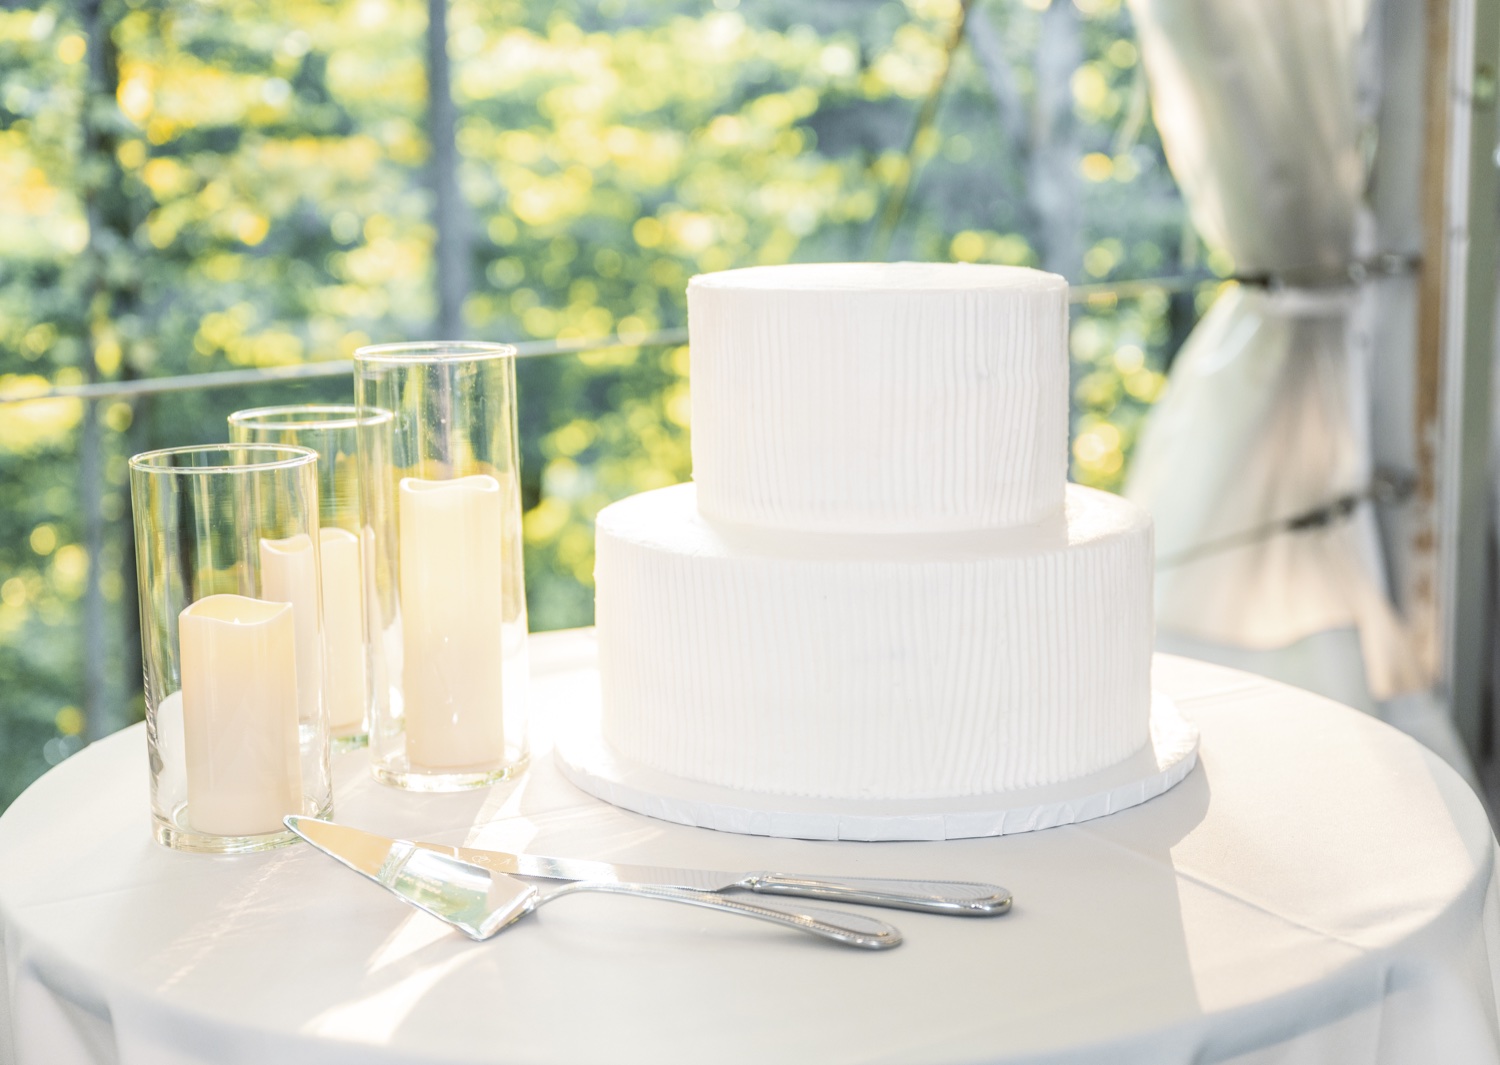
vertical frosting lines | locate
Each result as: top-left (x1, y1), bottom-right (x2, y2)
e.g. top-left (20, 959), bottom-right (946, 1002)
top-left (688, 265), bottom-right (1068, 533)
top-left (595, 483), bottom-right (1153, 800)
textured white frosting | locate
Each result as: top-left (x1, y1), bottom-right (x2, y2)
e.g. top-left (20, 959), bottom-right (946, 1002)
top-left (687, 263), bottom-right (1070, 533)
top-left (594, 483), bottom-right (1154, 800)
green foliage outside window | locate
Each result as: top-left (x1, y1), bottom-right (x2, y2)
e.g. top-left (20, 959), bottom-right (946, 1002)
top-left (0, 0), bottom-right (1209, 811)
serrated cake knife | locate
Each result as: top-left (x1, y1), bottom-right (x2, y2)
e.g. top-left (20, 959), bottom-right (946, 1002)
top-left (402, 833), bottom-right (1012, 917)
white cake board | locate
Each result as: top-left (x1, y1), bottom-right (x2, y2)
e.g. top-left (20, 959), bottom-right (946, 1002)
top-left (551, 666), bottom-right (1200, 842)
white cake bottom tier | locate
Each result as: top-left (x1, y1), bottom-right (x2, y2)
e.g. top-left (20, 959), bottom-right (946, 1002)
top-left (594, 482), bottom-right (1155, 800)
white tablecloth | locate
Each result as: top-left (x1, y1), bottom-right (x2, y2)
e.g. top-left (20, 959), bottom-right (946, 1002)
top-left (2, 631), bottom-right (1498, 1065)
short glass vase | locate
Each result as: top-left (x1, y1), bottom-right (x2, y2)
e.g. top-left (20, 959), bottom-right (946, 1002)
top-left (129, 444), bottom-right (334, 853)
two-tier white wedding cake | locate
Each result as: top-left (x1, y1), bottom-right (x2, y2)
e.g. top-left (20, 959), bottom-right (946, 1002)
top-left (591, 262), bottom-right (1155, 802)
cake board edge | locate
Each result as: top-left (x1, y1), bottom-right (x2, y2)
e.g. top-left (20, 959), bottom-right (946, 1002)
top-left (548, 664), bottom-right (1200, 842)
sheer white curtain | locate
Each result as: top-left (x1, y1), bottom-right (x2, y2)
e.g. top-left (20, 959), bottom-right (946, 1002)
top-left (1123, 0), bottom-right (1424, 703)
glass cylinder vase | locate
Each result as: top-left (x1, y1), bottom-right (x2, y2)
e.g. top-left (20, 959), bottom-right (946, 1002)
top-left (228, 404), bottom-right (392, 750)
top-left (355, 342), bottom-right (530, 791)
top-left (129, 444), bottom-right (333, 852)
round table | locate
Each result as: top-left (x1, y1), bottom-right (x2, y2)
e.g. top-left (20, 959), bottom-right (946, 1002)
top-left (2, 631), bottom-right (1498, 1065)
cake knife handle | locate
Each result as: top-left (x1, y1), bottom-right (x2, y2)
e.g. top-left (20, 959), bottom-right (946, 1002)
top-left (741, 874), bottom-right (1012, 916)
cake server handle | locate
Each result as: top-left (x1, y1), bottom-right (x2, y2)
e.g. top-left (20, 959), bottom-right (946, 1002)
top-left (739, 874), bottom-right (1012, 916)
top-left (542, 882), bottom-right (903, 950)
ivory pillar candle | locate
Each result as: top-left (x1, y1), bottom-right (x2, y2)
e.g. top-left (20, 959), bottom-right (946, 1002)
top-left (318, 527), bottom-right (367, 733)
top-left (398, 475), bottom-right (506, 769)
top-left (178, 594), bottom-right (303, 836)
top-left (259, 533), bottom-right (324, 729)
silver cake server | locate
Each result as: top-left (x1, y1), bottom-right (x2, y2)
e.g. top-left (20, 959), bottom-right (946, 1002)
top-left (286, 816), bottom-right (902, 949)
top-left (406, 831), bottom-right (1012, 917)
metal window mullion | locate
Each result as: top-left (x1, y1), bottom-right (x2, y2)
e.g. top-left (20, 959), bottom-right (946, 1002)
top-left (1437, 0), bottom-right (1499, 759)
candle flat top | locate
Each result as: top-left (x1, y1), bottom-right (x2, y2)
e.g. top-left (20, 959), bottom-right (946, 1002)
top-left (261, 533), bottom-right (315, 558)
top-left (180, 594), bottom-right (291, 627)
top-left (399, 474), bottom-right (503, 496)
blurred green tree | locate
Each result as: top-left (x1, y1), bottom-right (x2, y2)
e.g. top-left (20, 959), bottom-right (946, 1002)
top-left (0, 0), bottom-right (1199, 810)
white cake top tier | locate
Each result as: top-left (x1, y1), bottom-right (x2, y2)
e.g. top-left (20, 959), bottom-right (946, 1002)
top-left (688, 262), bottom-right (1070, 533)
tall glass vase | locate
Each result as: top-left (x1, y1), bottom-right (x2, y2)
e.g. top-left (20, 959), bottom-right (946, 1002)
top-left (228, 404), bottom-right (392, 750)
top-left (355, 342), bottom-right (530, 791)
top-left (129, 444), bottom-right (333, 852)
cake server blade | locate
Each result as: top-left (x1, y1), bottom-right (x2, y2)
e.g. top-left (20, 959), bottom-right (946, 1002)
top-left (411, 836), bottom-right (1012, 916)
top-left (286, 815), bottom-right (536, 940)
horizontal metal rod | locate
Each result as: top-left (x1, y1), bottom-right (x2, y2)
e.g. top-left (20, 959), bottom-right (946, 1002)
top-left (0, 328), bottom-right (690, 406)
top-left (1156, 469), bottom-right (1418, 571)
top-left (1067, 275), bottom-right (1207, 300)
